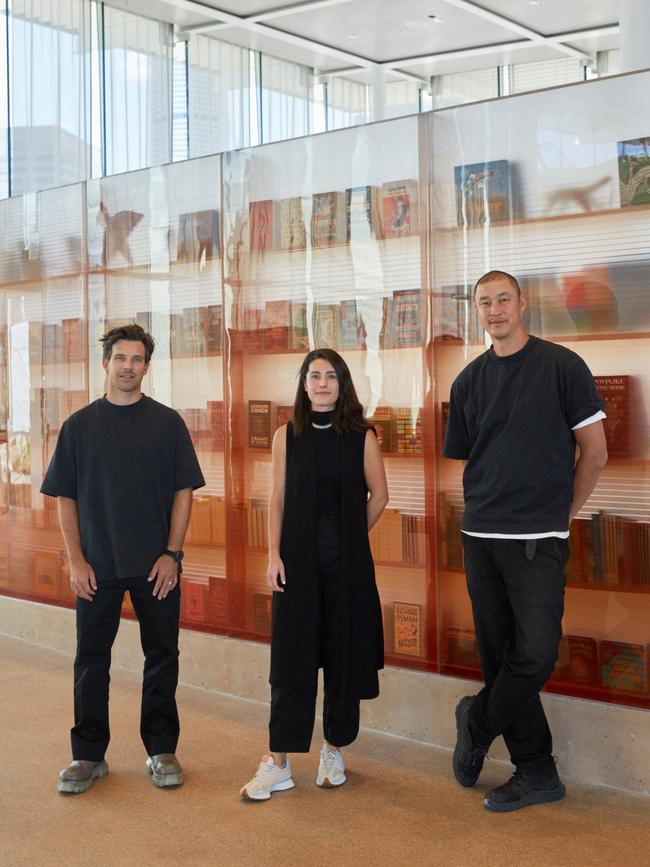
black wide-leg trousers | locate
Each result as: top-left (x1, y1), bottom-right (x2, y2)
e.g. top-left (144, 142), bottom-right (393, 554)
top-left (461, 534), bottom-right (568, 772)
top-left (269, 515), bottom-right (360, 753)
top-left (71, 576), bottom-right (181, 761)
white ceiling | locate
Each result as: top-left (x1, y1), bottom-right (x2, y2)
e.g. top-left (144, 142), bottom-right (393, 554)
top-left (116, 0), bottom-right (621, 85)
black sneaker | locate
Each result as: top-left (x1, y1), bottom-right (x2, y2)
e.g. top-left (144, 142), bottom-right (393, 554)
top-left (484, 767), bottom-right (566, 813)
top-left (452, 696), bottom-right (488, 787)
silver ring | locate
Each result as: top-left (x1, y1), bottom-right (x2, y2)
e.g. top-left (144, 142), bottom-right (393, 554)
top-left (168, 580), bottom-right (174, 585)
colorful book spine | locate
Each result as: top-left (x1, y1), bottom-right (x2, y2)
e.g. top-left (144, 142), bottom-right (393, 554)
top-left (395, 407), bottom-right (422, 454)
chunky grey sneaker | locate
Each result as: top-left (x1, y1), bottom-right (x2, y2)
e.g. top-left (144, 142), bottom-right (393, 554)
top-left (484, 767), bottom-right (566, 812)
top-left (240, 756), bottom-right (295, 801)
top-left (57, 760), bottom-right (108, 794)
top-left (146, 754), bottom-right (184, 788)
top-left (316, 744), bottom-right (346, 788)
top-left (453, 696), bottom-right (488, 787)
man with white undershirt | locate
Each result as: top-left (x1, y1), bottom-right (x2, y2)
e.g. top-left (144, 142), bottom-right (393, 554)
top-left (443, 270), bottom-right (608, 812)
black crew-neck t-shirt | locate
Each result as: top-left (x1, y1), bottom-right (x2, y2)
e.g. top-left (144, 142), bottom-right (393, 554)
top-left (41, 395), bottom-right (205, 579)
top-left (443, 336), bottom-right (604, 535)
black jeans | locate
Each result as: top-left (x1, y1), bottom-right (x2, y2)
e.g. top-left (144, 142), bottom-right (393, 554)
top-left (269, 515), bottom-right (360, 753)
top-left (461, 535), bottom-right (568, 772)
top-left (72, 576), bottom-right (181, 761)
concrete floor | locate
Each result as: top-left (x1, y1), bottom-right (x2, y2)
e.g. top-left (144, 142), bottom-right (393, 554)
top-left (1, 634), bottom-right (649, 867)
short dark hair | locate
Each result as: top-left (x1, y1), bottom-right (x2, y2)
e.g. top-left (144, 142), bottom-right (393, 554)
top-left (474, 270), bottom-right (521, 297)
top-left (100, 324), bottom-right (155, 363)
top-left (292, 348), bottom-right (368, 436)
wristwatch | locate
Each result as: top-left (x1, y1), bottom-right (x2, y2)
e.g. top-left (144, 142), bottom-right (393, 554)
top-left (164, 549), bottom-right (184, 574)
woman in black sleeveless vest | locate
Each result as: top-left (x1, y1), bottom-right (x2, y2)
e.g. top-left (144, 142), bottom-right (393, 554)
top-left (241, 349), bottom-right (388, 801)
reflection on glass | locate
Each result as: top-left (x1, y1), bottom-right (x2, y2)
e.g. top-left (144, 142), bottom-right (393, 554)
top-left (0, 70), bottom-right (648, 710)
top-left (222, 117), bottom-right (429, 658)
top-left (431, 72), bottom-right (650, 706)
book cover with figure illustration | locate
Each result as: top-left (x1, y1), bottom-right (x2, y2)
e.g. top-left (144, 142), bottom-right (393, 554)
top-left (454, 160), bottom-right (517, 227)
top-left (617, 137), bottom-right (650, 207)
top-left (382, 179), bottom-right (418, 237)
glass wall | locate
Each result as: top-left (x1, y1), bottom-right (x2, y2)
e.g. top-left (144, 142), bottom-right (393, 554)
top-left (1, 69), bottom-right (648, 709)
top-left (222, 117), bottom-right (426, 647)
top-left (430, 71), bottom-right (650, 708)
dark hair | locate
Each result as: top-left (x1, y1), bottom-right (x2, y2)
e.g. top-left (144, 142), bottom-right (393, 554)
top-left (292, 348), bottom-right (368, 436)
top-left (100, 324), bottom-right (155, 363)
top-left (474, 270), bottom-right (521, 297)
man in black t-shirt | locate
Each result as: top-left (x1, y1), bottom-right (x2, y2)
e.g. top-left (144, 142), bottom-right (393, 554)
top-left (443, 271), bottom-right (607, 812)
top-left (41, 324), bottom-right (205, 794)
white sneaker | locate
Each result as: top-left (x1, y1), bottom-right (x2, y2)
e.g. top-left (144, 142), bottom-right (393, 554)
top-left (317, 744), bottom-right (346, 788)
top-left (240, 756), bottom-right (295, 801)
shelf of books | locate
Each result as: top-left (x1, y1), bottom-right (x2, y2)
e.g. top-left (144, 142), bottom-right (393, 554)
top-left (221, 116), bottom-right (438, 656)
top-left (0, 69), bottom-right (649, 708)
top-left (431, 70), bottom-right (650, 708)
top-left (0, 184), bottom-right (88, 607)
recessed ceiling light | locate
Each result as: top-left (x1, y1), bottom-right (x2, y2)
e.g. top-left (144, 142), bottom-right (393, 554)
top-left (347, 34), bottom-right (359, 39)
top-left (428, 14), bottom-right (444, 23)
top-left (404, 19), bottom-right (430, 30)
top-left (529, 1), bottom-right (541, 6)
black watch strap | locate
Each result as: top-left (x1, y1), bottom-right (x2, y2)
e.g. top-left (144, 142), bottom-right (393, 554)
top-left (164, 549), bottom-right (184, 561)
top-left (164, 549), bottom-right (184, 575)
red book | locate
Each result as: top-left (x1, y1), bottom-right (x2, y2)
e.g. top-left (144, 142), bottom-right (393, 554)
top-left (594, 375), bottom-right (631, 458)
top-left (382, 179), bottom-right (418, 238)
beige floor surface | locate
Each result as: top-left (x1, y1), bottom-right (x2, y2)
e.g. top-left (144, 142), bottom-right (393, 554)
top-left (1, 634), bottom-right (649, 867)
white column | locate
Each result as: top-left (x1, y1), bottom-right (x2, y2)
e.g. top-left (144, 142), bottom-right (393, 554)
top-left (372, 66), bottom-right (387, 121)
top-left (619, 0), bottom-right (650, 72)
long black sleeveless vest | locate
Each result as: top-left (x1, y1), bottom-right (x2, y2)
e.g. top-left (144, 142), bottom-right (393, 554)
top-left (269, 422), bottom-right (384, 700)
